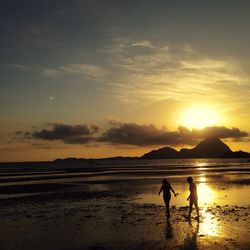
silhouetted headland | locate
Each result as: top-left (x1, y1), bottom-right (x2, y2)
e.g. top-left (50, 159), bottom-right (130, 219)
top-left (142, 137), bottom-right (250, 159)
top-left (53, 156), bottom-right (139, 165)
top-left (1, 138), bottom-right (249, 165)
top-left (52, 137), bottom-right (250, 163)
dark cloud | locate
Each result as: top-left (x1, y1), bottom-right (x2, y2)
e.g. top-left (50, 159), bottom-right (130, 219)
top-left (14, 131), bottom-right (23, 135)
top-left (99, 122), bottom-right (249, 146)
top-left (191, 126), bottom-right (248, 139)
top-left (12, 131), bottom-right (31, 140)
top-left (98, 122), bottom-right (184, 146)
top-left (17, 122), bottom-right (248, 147)
top-left (30, 123), bottom-right (99, 144)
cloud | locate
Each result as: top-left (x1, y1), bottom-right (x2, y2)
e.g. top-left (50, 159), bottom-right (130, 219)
top-left (17, 121), bottom-right (248, 147)
top-left (41, 68), bottom-right (61, 77)
top-left (192, 126), bottom-right (248, 139)
top-left (13, 35), bottom-right (249, 113)
top-left (41, 63), bottom-right (107, 79)
top-left (99, 122), bottom-right (174, 146)
top-left (8, 64), bottom-right (34, 71)
top-left (7, 34), bottom-right (250, 113)
top-left (130, 40), bottom-right (154, 49)
top-left (59, 64), bottom-right (107, 78)
top-left (21, 123), bottom-right (99, 144)
top-left (97, 36), bottom-right (249, 107)
top-left (99, 122), bottom-right (248, 146)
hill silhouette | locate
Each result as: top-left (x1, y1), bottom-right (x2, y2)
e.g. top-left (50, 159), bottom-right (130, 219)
top-left (142, 137), bottom-right (250, 159)
top-left (142, 147), bottom-right (179, 159)
top-left (53, 137), bottom-right (250, 163)
top-left (179, 137), bottom-right (232, 158)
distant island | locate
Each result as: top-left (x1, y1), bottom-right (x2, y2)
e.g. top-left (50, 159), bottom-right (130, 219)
top-left (54, 138), bottom-right (250, 163)
top-left (142, 137), bottom-right (250, 159)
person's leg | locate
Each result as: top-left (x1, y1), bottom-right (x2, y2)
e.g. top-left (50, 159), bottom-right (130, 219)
top-left (194, 200), bottom-right (199, 218)
top-left (188, 199), bottom-right (193, 218)
top-left (166, 201), bottom-right (170, 219)
top-left (164, 196), bottom-right (170, 219)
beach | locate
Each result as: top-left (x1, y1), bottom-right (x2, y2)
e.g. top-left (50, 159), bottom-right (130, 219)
top-left (2, 1), bottom-right (250, 249)
top-left (0, 159), bottom-right (250, 249)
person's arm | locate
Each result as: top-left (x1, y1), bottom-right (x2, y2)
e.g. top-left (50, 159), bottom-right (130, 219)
top-left (158, 185), bottom-right (163, 196)
top-left (170, 184), bottom-right (177, 197)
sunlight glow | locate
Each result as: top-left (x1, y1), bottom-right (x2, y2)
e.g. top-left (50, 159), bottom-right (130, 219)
top-left (199, 209), bottom-right (219, 236)
top-left (197, 177), bottom-right (215, 206)
top-left (199, 176), bottom-right (206, 183)
top-left (180, 106), bottom-right (219, 129)
top-left (197, 176), bottom-right (218, 236)
top-left (198, 184), bottom-right (214, 205)
top-left (197, 163), bottom-right (207, 171)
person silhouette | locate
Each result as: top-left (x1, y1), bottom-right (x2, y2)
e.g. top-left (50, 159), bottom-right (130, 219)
top-left (187, 176), bottom-right (199, 220)
top-left (158, 179), bottom-right (177, 219)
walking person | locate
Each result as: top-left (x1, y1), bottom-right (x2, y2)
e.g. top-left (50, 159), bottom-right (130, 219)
top-left (187, 176), bottom-right (199, 220)
top-left (158, 179), bottom-right (177, 219)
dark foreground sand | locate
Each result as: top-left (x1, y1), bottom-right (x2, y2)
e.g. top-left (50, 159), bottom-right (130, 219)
top-left (0, 189), bottom-right (249, 250)
top-left (0, 159), bottom-right (249, 249)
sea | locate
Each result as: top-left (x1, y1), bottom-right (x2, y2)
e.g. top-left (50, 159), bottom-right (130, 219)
top-left (0, 158), bottom-right (250, 207)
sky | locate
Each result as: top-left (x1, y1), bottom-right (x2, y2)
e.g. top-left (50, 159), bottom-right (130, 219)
top-left (1, 0), bottom-right (250, 162)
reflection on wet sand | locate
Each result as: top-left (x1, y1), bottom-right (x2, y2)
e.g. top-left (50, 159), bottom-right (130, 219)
top-left (199, 208), bottom-right (218, 237)
top-left (165, 220), bottom-right (173, 239)
top-left (0, 159), bottom-right (249, 249)
top-left (183, 221), bottom-right (199, 250)
top-left (197, 175), bottom-right (216, 206)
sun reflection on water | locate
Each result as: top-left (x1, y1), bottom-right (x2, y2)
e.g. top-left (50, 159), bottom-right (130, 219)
top-left (197, 162), bottom-right (206, 171)
top-left (199, 209), bottom-right (219, 237)
top-left (197, 175), bottom-right (219, 236)
top-left (199, 175), bottom-right (206, 183)
top-left (197, 176), bottom-right (216, 206)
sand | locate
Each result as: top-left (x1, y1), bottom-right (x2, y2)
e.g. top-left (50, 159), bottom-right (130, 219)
top-left (0, 159), bottom-right (249, 249)
top-left (0, 188), bottom-right (249, 250)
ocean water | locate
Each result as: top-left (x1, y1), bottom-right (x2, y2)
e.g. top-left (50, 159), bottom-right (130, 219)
top-left (0, 158), bottom-right (250, 206)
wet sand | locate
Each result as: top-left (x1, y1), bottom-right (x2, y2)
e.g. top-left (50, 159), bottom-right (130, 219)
top-left (0, 159), bottom-right (249, 249)
top-left (0, 189), bottom-right (249, 250)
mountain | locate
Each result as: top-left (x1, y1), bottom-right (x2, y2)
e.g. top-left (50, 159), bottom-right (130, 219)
top-left (53, 138), bottom-right (250, 163)
top-left (142, 137), bottom-right (236, 159)
top-left (142, 147), bottom-right (179, 159)
top-left (220, 150), bottom-right (250, 158)
top-left (179, 137), bottom-right (232, 158)
top-left (54, 156), bottom-right (139, 165)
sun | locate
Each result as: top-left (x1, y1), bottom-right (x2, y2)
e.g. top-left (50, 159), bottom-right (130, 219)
top-left (180, 106), bottom-right (219, 129)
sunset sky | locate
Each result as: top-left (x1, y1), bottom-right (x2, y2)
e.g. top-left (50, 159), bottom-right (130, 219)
top-left (1, 0), bottom-right (250, 162)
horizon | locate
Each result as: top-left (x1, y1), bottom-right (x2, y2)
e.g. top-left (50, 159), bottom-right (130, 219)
top-left (1, 1), bottom-right (250, 162)
top-left (1, 137), bottom-right (249, 163)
